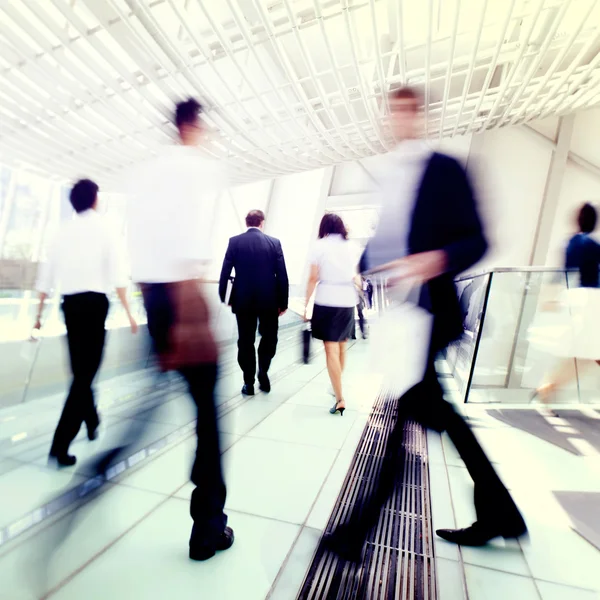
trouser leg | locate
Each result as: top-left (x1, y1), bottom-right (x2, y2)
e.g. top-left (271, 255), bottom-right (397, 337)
top-left (415, 358), bottom-right (524, 528)
top-left (51, 294), bottom-right (108, 456)
top-left (357, 304), bottom-right (366, 337)
top-left (257, 310), bottom-right (279, 375)
top-left (236, 312), bottom-right (258, 385)
top-left (180, 364), bottom-right (228, 545)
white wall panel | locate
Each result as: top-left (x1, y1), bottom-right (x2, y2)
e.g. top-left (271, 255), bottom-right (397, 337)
top-left (263, 168), bottom-right (328, 285)
top-left (468, 126), bottom-right (553, 269)
top-left (570, 108), bottom-right (600, 167)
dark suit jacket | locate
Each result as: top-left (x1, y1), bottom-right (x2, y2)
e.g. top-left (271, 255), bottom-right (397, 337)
top-left (219, 228), bottom-right (289, 314)
top-left (361, 152), bottom-right (488, 349)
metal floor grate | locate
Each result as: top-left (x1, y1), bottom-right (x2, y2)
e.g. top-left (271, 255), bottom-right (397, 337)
top-left (298, 393), bottom-right (436, 600)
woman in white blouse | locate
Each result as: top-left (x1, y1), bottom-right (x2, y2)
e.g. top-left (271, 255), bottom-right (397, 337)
top-left (304, 213), bottom-right (359, 415)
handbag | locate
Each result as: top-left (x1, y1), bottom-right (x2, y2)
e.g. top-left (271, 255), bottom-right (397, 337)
top-left (369, 278), bottom-right (433, 398)
top-left (302, 323), bottom-right (311, 364)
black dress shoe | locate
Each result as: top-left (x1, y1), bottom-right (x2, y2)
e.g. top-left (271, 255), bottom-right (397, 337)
top-left (88, 426), bottom-right (99, 441)
top-left (436, 521), bottom-right (527, 546)
top-left (242, 384), bottom-right (255, 396)
top-left (49, 452), bottom-right (77, 468)
top-left (258, 372), bottom-right (271, 393)
top-left (323, 529), bottom-right (363, 562)
top-left (189, 526), bottom-right (235, 561)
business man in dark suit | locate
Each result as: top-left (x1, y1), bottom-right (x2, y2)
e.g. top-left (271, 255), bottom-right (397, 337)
top-left (325, 86), bottom-right (526, 561)
top-left (219, 210), bottom-right (289, 396)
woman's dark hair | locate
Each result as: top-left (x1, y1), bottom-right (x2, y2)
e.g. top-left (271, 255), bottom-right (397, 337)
top-left (318, 213), bottom-right (348, 240)
top-left (70, 179), bottom-right (98, 213)
top-left (174, 98), bottom-right (202, 130)
top-left (578, 203), bottom-right (597, 233)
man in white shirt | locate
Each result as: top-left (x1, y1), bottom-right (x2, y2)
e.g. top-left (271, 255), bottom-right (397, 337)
top-left (126, 98), bottom-right (233, 562)
top-left (35, 179), bottom-right (137, 467)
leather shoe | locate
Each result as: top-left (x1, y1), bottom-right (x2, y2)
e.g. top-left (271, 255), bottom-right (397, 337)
top-left (49, 452), bottom-right (77, 468)
top-left (436, 521), bottom-right (527, 546)
top-left (242, 384), bottom-right (255, 396)
top-left (189, 526), bottom-right (235, 561)
top-left (323, 528), bottom-right (363, 562)
top-left (258, 372), bottom-right (271, 393)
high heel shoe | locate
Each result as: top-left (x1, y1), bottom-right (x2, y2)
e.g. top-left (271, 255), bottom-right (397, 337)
top-left (330, 401), bottom-right (345, 416)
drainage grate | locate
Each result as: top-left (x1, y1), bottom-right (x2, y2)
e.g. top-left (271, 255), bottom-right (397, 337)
top-left (298, 393), bottom-right (436, 600)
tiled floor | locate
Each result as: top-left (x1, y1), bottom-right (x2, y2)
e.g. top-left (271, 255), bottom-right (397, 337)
top-left (1, 337), bottom-right (599, 599)
top-left (429, 404), bottom-right (600, 599)
top-left (0, 340), bottom-right (379, 599)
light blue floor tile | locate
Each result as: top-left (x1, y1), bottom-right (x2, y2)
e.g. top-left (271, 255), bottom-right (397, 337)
top-left (427, 430), bottom-right (445, 465)
top-left (218, 398), bottom-right (282, 436)
top-left (176, 436), bottom-right (337, 525)
top-left (428, 463), bottom-right (460, 562)
top-left (0, 484), bottom-right (165, 600)
top-left (247, 403), bottom-right (358, 449)
top-left (436, 558), bottom-right (467, 600)
top-left (445, 466), bottom-right (476, 527)
top-left (536, 580), bottom-right (599, 599)
top-left (305, 418), bottom-right (366, 530)
top-left (132, 396), bottom-right (197, 426)
top-left (268, 526), bottom-right (321, 600)
top-left (120, 433), bottom-right (240, 496)
top-left (464, 564), bottom-right (540, 600)
top-left (0, 464), bottom-right (87, 529)
top-left (52, 504), bottom-right (300, 600)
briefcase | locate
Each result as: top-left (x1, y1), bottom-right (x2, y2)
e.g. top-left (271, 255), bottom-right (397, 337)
top-left (302, 325), bottom-right (311, 364)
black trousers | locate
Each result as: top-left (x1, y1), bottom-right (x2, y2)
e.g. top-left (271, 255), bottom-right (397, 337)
top-left (340, 342), bottom-right (524, 542)
top-left (235, 309), bottom-right (279, 385)
top-left (50, 292), bottom-right (109, 457)
top-left (143, 283), bottom-right (227, 545)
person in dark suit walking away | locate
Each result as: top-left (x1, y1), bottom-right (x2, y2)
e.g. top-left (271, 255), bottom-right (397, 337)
top-left (325, 86), bottom-right (526, 561)
top-left (219, 210), bottom-right (289, 396)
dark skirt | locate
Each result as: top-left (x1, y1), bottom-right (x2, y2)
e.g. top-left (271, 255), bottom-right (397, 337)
top-left (311, 304), bottom-right (354, 342)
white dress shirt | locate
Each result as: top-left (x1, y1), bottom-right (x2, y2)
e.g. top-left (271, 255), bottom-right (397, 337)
top-left (367, 139), bottom-right (432, 269)
top-left (126, 145), bottom-right (228, 283)
top-left (311, 234), bottom-right (360, 307)
top-left (36, 210), bottom-right (128, 296)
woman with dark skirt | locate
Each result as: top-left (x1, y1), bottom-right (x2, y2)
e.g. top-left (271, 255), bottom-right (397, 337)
top-left (304, 213), bottom-right (359, 415)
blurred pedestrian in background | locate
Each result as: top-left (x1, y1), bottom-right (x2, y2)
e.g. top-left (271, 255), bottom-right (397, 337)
top-left (531, 202), bottom-right (600, 414)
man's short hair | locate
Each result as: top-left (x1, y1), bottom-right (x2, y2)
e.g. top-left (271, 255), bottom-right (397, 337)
top-left (70, 179), bottom-right (98, 213)
top-left (246, 210), bottom-right (265, 228)
top-left (389, 86), bottom-right (424, 110)
top-left (174, 98), bottom-right (202, 130)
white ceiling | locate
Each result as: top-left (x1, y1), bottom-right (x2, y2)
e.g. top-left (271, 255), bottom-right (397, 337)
top-left (1, 0), bottom-right (600, 190)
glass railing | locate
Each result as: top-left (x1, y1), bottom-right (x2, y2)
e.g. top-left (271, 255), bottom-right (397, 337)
top-left (448, 268), bottom-right (600, 405)
top-left (0, 279), bottom-right (306, 409)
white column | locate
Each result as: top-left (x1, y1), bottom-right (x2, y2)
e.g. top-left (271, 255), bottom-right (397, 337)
top-left (530, 114), bottom-right (575, 265)
top-left (263, 167), bottom-right (332, 289)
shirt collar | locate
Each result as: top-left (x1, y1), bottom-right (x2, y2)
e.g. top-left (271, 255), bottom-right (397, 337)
top-left (76, 209), bottom-right (98, 219)
top-left (391, 138), bottom-right (431, 162)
